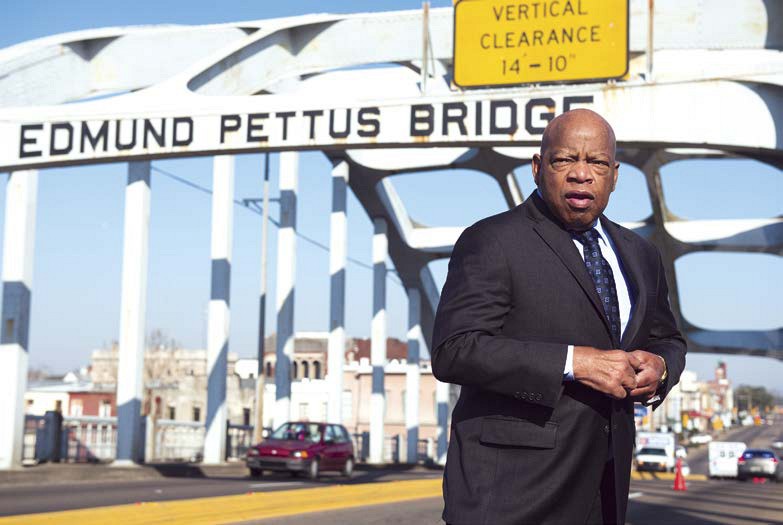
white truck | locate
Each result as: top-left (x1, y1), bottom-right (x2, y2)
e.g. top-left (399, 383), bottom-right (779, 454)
top-left (635, 431), bottom-right (676, 472)
top-left (708, 441), bottom-right (747, 479)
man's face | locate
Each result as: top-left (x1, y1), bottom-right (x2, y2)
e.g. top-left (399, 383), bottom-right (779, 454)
top-left (531, 111), bottom-right (619, 231)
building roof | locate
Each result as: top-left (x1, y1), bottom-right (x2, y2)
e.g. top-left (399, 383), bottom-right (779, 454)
top-left (27, 380), bottom-right (114, 394)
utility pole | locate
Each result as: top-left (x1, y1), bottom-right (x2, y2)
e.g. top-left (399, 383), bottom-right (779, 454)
top-left (253, 153), bottom-right (271, 443)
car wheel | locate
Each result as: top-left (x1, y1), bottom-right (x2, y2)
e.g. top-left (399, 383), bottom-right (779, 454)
top-left (249, 468), bottom-right (263, 478)
top-left (342, 457), bottom-right (354, 478)
top-left (308, 458), bottom-right (320, 480)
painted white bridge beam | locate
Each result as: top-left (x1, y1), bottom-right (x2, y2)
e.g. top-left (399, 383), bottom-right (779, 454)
top-left (327, 160), bottom-right (348, 424)
top-left (405, 287), bottom-right (421, 464)
top-left (274, 152), bottom-right (298, 430)
top-left (369, 217), bottom-right (388, 464)
top-left (114, 161), bottom-right (151, 465)
top-left (204, 155), bottom-right (235, 464)
top-left (436, 380), bottom-right (450, 466)
top-left (0, 170), bottom-right (37, 470)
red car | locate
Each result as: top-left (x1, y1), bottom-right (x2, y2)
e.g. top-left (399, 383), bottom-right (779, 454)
top-left (246, 421), bottom-right (355, 480)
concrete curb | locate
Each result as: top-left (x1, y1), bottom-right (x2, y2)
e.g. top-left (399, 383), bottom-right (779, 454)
top-left (0, 462), bottom-right (249, 488)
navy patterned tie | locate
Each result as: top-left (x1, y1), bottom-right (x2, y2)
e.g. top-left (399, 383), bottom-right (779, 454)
top-left (573, 228), bottom-right (621, 346)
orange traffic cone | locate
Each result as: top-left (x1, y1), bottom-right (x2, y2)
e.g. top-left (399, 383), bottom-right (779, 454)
top-left (673, 458), bottom-right (687, 491)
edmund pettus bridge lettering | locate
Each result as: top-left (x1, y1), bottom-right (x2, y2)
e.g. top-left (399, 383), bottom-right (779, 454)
top-left (11, 95), bottom-right (594, 168)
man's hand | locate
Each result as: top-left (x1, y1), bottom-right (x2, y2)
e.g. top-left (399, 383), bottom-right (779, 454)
top-left (627, 350), bottom-right (666, 402)
top-left (573, 346), bottom-right (641, 399)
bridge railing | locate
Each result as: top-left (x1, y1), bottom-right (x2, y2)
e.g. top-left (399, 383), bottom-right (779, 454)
top-left (22, 415), bottom-right (45, 465)
top-left (22, 413), bottom-right (253, 464)
top-left (152, 419), bottom-right (204, 462)
top-left (22, 415), bottom-right (435, 465)
top-left (61, 415), bottom-right (118, 462)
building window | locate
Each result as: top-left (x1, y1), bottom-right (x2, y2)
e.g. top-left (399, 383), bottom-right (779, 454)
top-left (313, 361), bottom-right (322, 379)
top-left (243, 408), bottom-right (251, 426)
top-left (265, 362), bottom-right (272, 377)
top-left (292, 361), bottom-right (299, 380)
top-left (99, 400), bottom-right (112, 417)
top-left (167, 405), bottom-right (176, 420)
top-left (342, 390), bottom-right (353, 421)
top-left (70, 400), bottom-right (83, 417)
top-left (302, 361), bottom-right (310, 379)
top-left (193, 406), bottom-right (201, 422)
top-left (55, 400), bottom-right (62, 413)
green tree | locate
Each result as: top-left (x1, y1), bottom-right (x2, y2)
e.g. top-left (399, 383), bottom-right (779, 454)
top-left (734, 385), bottom-right (775, 413)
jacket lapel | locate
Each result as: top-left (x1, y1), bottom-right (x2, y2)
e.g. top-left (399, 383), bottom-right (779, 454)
top-left (599, 217), bottom-right (648, 349)
top-left (526, 195), bottom-right (612, 338)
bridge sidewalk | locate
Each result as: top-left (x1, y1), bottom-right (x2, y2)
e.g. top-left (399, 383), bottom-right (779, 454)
top-left (0, 461), bottom-right (439, 489)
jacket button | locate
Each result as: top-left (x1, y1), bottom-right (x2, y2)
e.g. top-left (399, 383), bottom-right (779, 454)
top-left (603, 425), bottom-right (610, 434)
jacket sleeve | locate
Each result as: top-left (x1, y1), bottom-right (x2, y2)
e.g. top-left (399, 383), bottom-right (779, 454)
top-left (431, 224), bottom-right (568, 409)
top-left (646, 250), bottom-right (687, 410)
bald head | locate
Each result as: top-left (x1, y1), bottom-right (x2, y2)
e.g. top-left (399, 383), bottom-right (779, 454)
top-left (540, 109), bottom-right (617, 159)
top-left (531, 109), bottom-right (620, 231)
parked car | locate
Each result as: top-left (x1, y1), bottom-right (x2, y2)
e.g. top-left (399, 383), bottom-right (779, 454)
top-left (245, 421), bottom-right (354, 480)
top-left (737, 449), bottom-right (780, 481)
top-left (635, 447), bottom-right (675, 472)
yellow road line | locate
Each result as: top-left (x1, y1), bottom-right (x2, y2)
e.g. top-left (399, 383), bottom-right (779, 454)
top-left (0, 478), bottom-right (442, 525)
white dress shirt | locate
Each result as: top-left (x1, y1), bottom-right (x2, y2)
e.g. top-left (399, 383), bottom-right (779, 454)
top-left (563, 218), bottom-right (633, 380)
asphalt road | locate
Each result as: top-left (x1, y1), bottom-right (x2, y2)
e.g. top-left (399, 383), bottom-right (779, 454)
top-left (2, 419), bottom-right (780, 522)
top-left (0, 467), bottom-right (441, 517)
top-left (248, 477), bottom-right (783, 525)
top-left (686, 416), bottom-right (782, 476)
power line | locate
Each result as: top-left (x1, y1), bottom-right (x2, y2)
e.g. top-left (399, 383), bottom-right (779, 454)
top-left (151, 165), bottom-right (402, 286)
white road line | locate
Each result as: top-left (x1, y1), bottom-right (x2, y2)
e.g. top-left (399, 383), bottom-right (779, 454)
top-left (249, 482), bottom-right (306, 489)
top-left (628, 492), bottom-right (643, 499)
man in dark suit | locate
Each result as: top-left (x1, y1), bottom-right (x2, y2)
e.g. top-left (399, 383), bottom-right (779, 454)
top-left (431, 109), bottom-right (686, 525)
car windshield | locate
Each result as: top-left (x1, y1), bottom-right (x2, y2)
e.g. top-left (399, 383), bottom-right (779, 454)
top-left (638, 448), bottom-right (666, 456)
top-left (270, 423), bottom-right (322, 443)
top-left (743, 450), bottom-right (775, 459)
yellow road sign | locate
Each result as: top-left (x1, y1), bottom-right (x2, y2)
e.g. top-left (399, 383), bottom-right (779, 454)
top-left (453, 0), bottom-right (629, 88)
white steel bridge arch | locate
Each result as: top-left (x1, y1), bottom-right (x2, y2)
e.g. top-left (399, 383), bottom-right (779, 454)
top-left (0, 0), bottom-right (780, 469)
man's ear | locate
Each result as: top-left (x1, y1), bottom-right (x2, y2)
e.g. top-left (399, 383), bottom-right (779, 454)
top-left (532, 153), bottom-right (542, 186)
top-left (611, 162), bottom-right (620, 192)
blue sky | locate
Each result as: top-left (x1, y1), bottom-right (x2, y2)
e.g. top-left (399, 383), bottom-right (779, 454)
top-left (1, 1), bottom-right (781, 391)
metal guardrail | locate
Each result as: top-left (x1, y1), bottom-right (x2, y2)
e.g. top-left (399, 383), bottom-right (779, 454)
top-left (151, 420), bottom-right (254, 462)
top-left (351, 432), bottom-right (408, 463)
top-left (417, 437), bottom-right (435, 464)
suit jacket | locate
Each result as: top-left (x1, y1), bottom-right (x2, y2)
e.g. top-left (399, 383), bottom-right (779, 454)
top-left (431, 193), bottom-right (686, 525)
